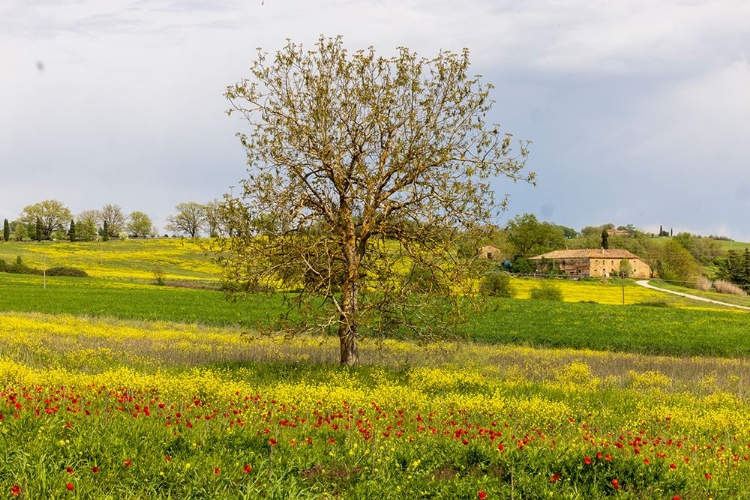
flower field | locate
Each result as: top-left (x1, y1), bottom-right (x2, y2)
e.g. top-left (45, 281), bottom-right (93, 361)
top-left (2, 312), bottom-right (750, 498)
top-left (0, 239), bottom-right (220, 282)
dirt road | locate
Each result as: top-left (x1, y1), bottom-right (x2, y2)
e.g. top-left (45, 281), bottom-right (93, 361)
top-left (635, 280), bottom-right (750, 311)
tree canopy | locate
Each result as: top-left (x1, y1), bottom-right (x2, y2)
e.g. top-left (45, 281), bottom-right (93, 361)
top-left (99, 205), bottom-right (126, 237)
top-left (217, 36), bottom-right (533, 365)
top-left (166, 202), bottom-right (206, 238)
top-left (18, 200), bottom-right (72, 240)
top-left (127, 211), bottom-right (154, 238)
top-left (504, 213), bottom-right (565, 257)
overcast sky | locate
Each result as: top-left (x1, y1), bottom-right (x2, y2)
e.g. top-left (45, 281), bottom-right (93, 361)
top-left (2, 0), bottom-right (749, 239)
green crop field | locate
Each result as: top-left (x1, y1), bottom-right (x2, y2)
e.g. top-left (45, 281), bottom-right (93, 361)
top-left (1, 239), bottom-right (750, 498)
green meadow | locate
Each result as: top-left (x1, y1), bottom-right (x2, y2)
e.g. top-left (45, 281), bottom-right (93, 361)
top-left (1, 239), bottom-right (750, 498)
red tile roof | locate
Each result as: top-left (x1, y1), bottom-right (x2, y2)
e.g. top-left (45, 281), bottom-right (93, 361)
top-left (529, 249), bottom-right (643, 260)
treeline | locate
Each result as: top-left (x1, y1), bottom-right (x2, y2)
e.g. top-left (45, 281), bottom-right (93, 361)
top-left (2, 199), bottom-right (223, 242)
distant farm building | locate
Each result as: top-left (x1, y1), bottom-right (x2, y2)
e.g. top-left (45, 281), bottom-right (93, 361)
top-left (606, 229), bottom-right (632, 237)
top-left (478, 245), bottom-right (503, 260)
top-left (529, 249), bottom-right (651, 278)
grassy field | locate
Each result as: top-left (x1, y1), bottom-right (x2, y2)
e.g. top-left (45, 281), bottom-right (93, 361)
top-left (2, 239), bottom-right (750, 497)
top-left (2, 272), bottom-right (749, 358)
top-left (1, 312), bottom-right (750, 498)
top-left (0, 238), bottom-right (220, 282)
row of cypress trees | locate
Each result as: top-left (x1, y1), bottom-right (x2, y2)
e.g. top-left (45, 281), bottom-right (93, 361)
top-left (1, 218), bottom-right (111, 243)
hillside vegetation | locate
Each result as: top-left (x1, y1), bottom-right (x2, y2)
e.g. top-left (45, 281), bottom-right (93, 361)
top-left (1, 238), bottom-right (750, 497)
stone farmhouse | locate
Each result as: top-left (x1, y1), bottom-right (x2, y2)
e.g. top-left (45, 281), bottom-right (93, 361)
top-left (529, 249), bottom-right (651, 278)
top-left (478, 245), bottom-right (504, 261)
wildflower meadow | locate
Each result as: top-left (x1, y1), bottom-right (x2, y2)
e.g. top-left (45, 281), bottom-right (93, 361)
top-left (1, 240), bottom-right (750, 498)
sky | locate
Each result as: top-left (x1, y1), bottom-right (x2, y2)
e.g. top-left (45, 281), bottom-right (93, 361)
top-left (2, 0), bottom-right (749, 239)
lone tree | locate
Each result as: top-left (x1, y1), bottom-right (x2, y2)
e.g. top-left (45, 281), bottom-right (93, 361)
top-left (99, 204), bottom-right (126, 238)
top-left (3, 219), bottom-right (9, 242)
top-left (218, 36), bottom-right (534, 365)
top-left (165, 202), bottom-right (206, 238)
top-left (127, 211), bottom-right (154, 238)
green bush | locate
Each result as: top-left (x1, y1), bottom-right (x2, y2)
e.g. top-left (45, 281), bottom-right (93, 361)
top-left (529, 280), bottom-right (563, 301)
top-left (46, 267), bottom-right (89, 277)
top-left (479, 272), bottom-right (515, 297)
top-left (8, 256), bottom-right (38, 275)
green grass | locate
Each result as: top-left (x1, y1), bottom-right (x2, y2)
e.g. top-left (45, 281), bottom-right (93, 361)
top-left (3, 237), bottom-right (750, 497)
top-left (471, 298), bottom-right (750, 357)
top-left (716, 240), bottom-right (750, 251)
top-left (647, 279), bottom-right (750, 307)
top-left (0, 273), bottom-right (283, 327)
top-left (3, 272), bottom-right (750, 359)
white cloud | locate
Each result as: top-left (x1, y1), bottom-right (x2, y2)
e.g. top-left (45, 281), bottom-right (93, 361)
top-left (1, 0), bottom-right (750, 238)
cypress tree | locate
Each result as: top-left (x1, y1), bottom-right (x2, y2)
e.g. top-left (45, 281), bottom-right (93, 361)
top-left (102, 221), bottom-right (110, 242)
top-left (742, 248), bottom-right (750, 289)
top-left (601, 228), bottom-right (609, 249)
top-left (2, 219), bottom-right (8, 242)
top-left (36, 218), bottom-right (43, 241)
top-left (68, 219), bottom-right (76, 242)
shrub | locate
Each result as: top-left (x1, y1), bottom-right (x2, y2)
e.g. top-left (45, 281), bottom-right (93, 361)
top-left (694, 276), bottom-right (712, 291)
top-left (529, 280), bottom-right (563, 301)
top-left (153, 265), bottom-right (166, 286)
top-left (8, 256), bottom-right (37, 274)
top-left (479, 272), bottom-right (515, 297)
top-left (713, 279), bottom-right (747, 296)
top-left (46, 267), bottom-right (89, 277)
top-left (636, 300), bottom-right (670, 308)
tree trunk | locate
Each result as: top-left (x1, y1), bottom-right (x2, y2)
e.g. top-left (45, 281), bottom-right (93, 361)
top-left (338, 278), bottom-right (359, 365)
top-left (339, 319), bottom-right (359, 365)
top-left (339, 213), bottom-right (361, 365)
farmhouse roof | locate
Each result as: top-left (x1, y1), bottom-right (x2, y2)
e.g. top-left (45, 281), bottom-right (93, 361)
top-left (529, 249), bottom-right (643, 260)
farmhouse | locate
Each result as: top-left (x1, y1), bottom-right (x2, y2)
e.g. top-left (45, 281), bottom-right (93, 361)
top-left (478, 245), bottom-right (504, 260)
top-left (529, 249), bottom-right (651, 278)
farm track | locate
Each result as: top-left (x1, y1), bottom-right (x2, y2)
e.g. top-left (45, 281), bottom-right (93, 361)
top-left (636, 279), bottom-right (750, 311)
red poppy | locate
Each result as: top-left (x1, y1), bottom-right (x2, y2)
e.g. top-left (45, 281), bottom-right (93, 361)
top-left (611, 479), bottom-right (620, 490)
top-left (670, 463), bottom-right (677, 470)
top-left (214, 467), bottom-right (220, 475)
top-left (550, 474), bottom-right (562, 483)
top-left (243, 464), bottom-right (252, 473)
top-left (705, 473), bottom-right (712, 480)
top-left (65, 466), bottom-right (74, 474)
top-left (478, 491), bottom-right (487, 499)
top-left (269, 438), bottom-right (277, 446)
top-left (584, 457), bottom-right (593, 465)
top-left (328, 438), bottom-right (335, 444)
top-left (124, 459), bottom-right (131, 468)
top-left (92, 466), bottom-right (99, 473)
top-left (11, 485), bottom-right (20, 497)
top-left (66, 483), bottom-right (74, 491)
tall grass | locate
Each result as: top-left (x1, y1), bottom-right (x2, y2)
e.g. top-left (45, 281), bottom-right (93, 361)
top-left (714, 279), bottom-right (747, 296)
